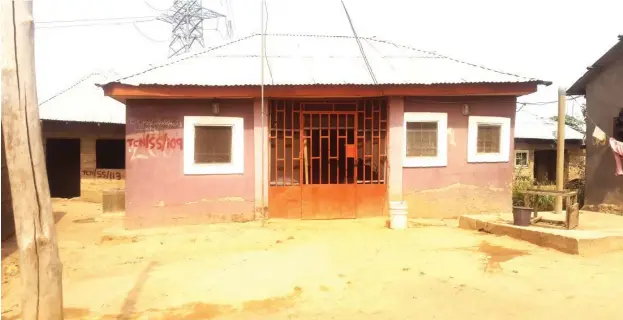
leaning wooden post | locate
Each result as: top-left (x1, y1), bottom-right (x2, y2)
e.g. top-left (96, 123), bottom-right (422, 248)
top-left (555, 87), bottom-right (566, 214)
top-left (0, 1), bottom-right (63, 319)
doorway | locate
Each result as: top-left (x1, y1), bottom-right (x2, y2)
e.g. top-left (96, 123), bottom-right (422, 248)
top-left (46, 138), bottom-right (81, 198)
top-left (268, 99), bottom-right (388, 219)
top-left (533, 150), bottom-right (557, 184)
top-left (300, 111), bottom-right (358, 219)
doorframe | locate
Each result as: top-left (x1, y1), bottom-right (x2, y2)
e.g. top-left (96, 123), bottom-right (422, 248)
top-left (267, 99), bottom-right (389, 219)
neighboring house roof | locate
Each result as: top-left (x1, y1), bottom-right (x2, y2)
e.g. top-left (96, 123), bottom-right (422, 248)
top-left (515, 109), bottom-right (584, 141)
top-left (567, 35), bottom-right (623, 95)
top-left (39, 71), bottom-right (125, 124)
top-left (106, 33), bottom-right (549, 87)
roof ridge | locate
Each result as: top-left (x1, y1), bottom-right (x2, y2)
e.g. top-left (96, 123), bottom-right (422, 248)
top-left (264, 33), bottom-right (542, 81)
top-left (39, 71), bottom-right (107, 105)
top-left (111, 34), bottom-right (260, 84)
top-left (365, 37), bottom-right (538, 81)
top-left (109, 32), bottom-right (549, 86)
top-left (109, 33), bottom-right (368, 84)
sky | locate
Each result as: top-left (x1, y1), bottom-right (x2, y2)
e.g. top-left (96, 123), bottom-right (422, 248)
top-left (26, 0), bottom-right (623, 118)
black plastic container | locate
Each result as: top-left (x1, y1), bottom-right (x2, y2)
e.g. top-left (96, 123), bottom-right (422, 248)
top-left (512, 207), bottom-right (532, 226)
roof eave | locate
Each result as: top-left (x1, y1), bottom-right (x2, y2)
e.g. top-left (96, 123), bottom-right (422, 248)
top-left (102, 81), bottom-right (542, 100)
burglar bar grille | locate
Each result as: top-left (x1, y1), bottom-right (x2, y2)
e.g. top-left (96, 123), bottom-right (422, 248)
top-left (269, 99), bottom-right (388, 186)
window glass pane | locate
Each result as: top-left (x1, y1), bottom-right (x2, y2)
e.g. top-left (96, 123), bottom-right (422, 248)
top-left (515, 152), bottom-right (527, 166)
top-left (406, 121), bottom-right (438, 157)
top-left (476, 124), bottom-right (501, 154)
top-left (194, 126), bottom-right (232, 163)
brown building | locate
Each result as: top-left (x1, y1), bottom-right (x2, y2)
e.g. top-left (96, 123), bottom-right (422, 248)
top-left (2, 72), bottom-right (126, 239)
top-left (567, 35), bottom-right (623, 213)
top-left (39, 72), bottom-right (126, 203)
top-left (513, 109), bottom-right (585, 184)
top-left (100, 34), bottom-right (550, 227)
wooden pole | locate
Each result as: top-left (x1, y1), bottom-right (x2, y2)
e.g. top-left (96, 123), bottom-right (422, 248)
top-left (260, 0), bottom-right (266, 223)
top-left (1, 1), bottom-right (63, 319)
top-left (555, 87), bottom-right (566, 214)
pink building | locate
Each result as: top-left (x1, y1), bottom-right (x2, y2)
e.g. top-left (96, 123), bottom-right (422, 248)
top-left (100, 34), bottom-right (549, 227)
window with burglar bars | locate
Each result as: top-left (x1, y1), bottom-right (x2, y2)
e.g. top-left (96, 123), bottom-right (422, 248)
top-left (194, 126), bottom-right (232, 164)
top-left (406, 122), bottom-right (438, 157)
top-left (477, 124), bottom-right (501, 154)
top-left (515, 150), bottom-right (528, 167)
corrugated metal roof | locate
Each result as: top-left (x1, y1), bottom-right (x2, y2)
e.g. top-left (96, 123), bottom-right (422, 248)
top-left (567, 35), bottom-right (623, 95)
top-left (515, 109), bottom-right (584, 141)
top-left (106, 34), bottom-right (548, 87)
top-left (39, 71), bottom-right (125, 124)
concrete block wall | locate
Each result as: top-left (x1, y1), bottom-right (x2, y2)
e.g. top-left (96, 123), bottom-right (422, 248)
top-left (513, 140), bottom-right (585, 184)
top-left (567, 148), bottom-right (586, 181)
top-left (42, 121), bottom-right (126, 203)
top-left (79, 137), bottom-right (125, 203)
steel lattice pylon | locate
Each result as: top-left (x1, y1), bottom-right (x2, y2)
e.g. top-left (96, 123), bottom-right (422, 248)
top-left (158, 0), bottom-right (225, 58)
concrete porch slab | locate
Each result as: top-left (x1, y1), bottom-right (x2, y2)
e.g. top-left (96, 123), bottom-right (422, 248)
top-left (458, 212), bottom-right (623, 255)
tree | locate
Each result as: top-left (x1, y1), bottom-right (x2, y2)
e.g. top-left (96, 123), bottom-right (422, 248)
top-left (551, 103), bottom-right (587, 135)
top-left (1, 1), bottom-right (64, 319)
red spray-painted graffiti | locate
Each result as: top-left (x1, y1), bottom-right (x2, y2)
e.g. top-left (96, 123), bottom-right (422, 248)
top-left (126, 117), bottom-right (184, 161)
top-left (127, 133), bottom-right (183, 160)
top-left (126, 134), bottom-right (182, 151)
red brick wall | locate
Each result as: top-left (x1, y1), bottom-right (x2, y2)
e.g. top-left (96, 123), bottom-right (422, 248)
top-left (402, 97), bottom-right (516, 218)
top-left (125, 100), bottom-right (255, 227)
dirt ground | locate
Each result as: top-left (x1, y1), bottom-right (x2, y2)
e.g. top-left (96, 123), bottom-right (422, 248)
top-left (2, 199), bottom-right (623, 319)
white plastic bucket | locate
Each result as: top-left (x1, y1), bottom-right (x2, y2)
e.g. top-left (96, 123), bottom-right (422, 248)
top-left (389, 201), bottom-right (408, 230)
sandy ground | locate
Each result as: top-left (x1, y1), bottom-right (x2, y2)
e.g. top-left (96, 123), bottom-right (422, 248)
top-left (2, 199), bottom-right (623, 319)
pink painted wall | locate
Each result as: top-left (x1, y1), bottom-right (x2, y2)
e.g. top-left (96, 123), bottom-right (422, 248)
top-left (125, 99), bottom-right (255, 227)
top-left (402, 98), bottom-right (516, 218)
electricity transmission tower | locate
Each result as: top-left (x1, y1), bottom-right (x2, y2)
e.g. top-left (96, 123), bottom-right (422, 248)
top-left (157, 0), bottom-right (229, 57)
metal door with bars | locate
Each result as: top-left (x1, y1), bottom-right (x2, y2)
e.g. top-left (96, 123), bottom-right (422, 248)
top-left (300, 111), bottom-right (358, 219)
top-left (268, 99), bottom-right (388, 219)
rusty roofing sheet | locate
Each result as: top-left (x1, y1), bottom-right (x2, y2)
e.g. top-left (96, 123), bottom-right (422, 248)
top-left (107, 34), bottom-right (547, 87)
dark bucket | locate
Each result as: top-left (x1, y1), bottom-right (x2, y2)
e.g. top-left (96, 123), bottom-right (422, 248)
top-left (512, 207), bottom-right (532, 226)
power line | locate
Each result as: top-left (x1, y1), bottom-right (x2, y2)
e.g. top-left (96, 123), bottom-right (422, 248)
top-left (340, 0), bottom-right (377, 84)
top-left (263, 0), bottom-right (274, 84)
top-left (36, 16), bottom-right (158, 24)
top-left (133, 22), bottom-right (168, 42)
top-left (516, 103), bottom-right (526, 112)
top-left (517, 96), bottom-right (582, 106)
top-left (36, 18), bottom-right (156, 29)
top-left (143, 0), bottom-right (169, 11)
top-left (517, 96), bottom-right (582, 105)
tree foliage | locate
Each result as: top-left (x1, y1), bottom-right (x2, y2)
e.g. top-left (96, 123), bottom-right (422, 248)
top-left (550, 103), bottom-right (586, 135)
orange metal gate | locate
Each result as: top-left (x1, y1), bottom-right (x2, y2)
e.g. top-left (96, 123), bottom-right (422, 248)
top-left (300, 111), bottom-right (358, 219)
top-left (269, 100), bottom-right (388, 219)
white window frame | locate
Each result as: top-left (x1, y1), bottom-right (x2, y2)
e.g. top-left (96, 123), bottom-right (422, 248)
top-left (467, 116), bottom-right (511, 163)
top-left (183, 116), bottom-right (244, 175)
top-left (403, 112), bottom-right (448, 167)
top-left (514, 150), bottom-right (529, 168)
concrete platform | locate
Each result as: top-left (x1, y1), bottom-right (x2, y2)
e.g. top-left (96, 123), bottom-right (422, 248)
top-left (459, 211), bottom-right (623, 255)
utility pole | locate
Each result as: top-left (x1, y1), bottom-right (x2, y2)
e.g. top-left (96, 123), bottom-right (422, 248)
top-left (158, 0), bottom-right (227, 58)
top-left (555, 87), bottom-right (566, 214)
top-left (260, 0), bottom-right (266, 225)
top-left (1, 1), bottom-right (63, 319)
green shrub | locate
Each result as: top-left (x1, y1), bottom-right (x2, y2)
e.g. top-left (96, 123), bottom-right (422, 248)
top-left (512, 177), bottom-right (556, 211)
